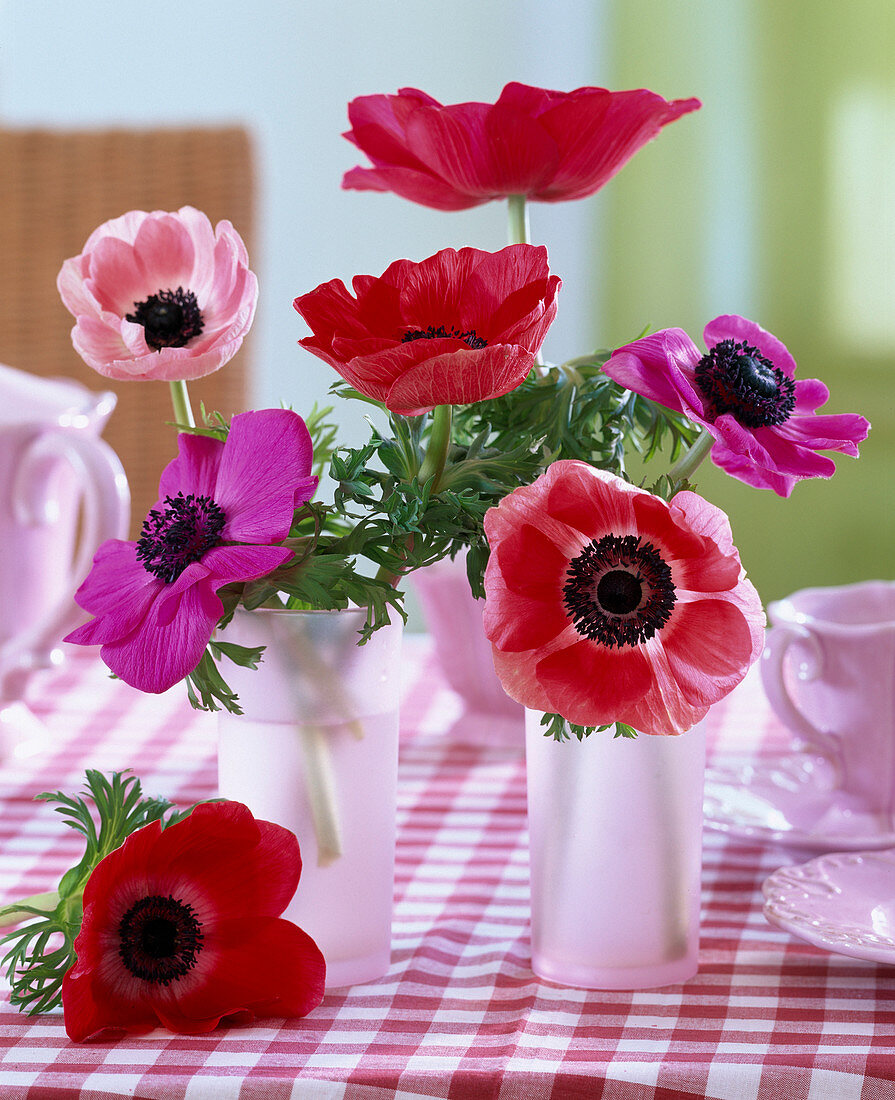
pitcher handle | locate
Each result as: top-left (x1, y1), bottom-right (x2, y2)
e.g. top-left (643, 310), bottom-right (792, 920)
top-left (760, 623), bottom-right (841, 764)
top-left (0, 428), bottom-right (129, 699)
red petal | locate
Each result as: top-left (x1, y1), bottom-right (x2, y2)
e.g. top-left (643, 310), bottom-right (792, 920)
top-left (660, 598), bottom-right (761, 707)
top-left (170, 917), bottom-right (325, 1025)
top-left (534, 639), bottom-right (655, 726)
top-left (385, 344), bottom-right (533, 415)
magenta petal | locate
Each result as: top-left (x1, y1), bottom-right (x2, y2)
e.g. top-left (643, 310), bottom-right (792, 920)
top-left (101, 579), bottom-right (223, 693)
top-left (201, 544), bottom-right (292, 588)
top-left (65, 541), bottom-right (161, 646)
top-left (703, 314), bottom-right (798, 377)
top-left (604, 330), bottom-right (706, 417)
top-left (777, 411), bottom-right (870, 454)
top-left (158, 433), bottom-right (224, 504)
top-left (214, 411), bottom-right (315, 542)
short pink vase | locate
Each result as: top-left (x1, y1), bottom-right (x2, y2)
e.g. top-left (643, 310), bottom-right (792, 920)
top-left (217, 607), bottom-right (403, 988)
top-left (525, 711), bottom-right (706, 989)
top-left (412, 554), bottom-right (524, 747)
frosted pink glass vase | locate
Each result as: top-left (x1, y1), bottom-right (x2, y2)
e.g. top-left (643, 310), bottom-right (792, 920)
top-left (525, 710), bottom-right (706, 989)
top-left (218, 608), bottom-right (403, 988)
top-left (412, 553), bottom-right (524, 748)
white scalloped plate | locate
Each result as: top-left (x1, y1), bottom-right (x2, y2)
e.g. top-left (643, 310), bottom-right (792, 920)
top-left (703, 747), bottom-right (895, 851)
top-left (763, 849), bottom-right (895, 963)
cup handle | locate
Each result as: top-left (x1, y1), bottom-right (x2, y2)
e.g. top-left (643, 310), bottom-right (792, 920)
top-left (0, 428), bottom-right (130, 699)
top-left (760, 624), bottom-right (840, 763)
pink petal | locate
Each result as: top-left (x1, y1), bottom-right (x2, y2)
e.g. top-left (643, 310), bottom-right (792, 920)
top-left (132, 214), bottom-right (197, 292)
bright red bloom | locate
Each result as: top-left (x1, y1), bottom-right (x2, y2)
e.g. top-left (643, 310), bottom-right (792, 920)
top-left (604, 315), bottom-right (871, 496)
top-left (294, 244), bottom-right (559, 415)
top-left (62, 801), bottom-right (325, 1041)
top-left (483, 461), bottom-right (764, 735)
top-left (342, 83), bottom-right (701, 210)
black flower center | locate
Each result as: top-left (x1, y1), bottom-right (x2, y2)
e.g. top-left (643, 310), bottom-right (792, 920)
top-left (136, 492), bottom-right (226, 583)
top-left (563, 533), bottom-right (676, 648)
top-left (118, 894), bottom-right (203, 985)
top-left (401, 324), bottom-right (487, 350)
top-left (694, 339), bottom-right (795, 428)
top-left (126, 287), bottom-right (205, 351)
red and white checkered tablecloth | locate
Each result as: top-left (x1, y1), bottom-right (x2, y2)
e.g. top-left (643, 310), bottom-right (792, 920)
top-left (0, 635), bottom-right (893, 1100)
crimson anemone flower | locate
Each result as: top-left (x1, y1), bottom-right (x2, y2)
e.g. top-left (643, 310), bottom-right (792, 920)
top-left (294, 244), bottom-right (559, 415)
top-left (62, 800), bottom-right (325, 1041)
top-left (604, 315), bottom-right (870, 496)
top-left (58, 206), bottom-right (257, 381)
top-left (482, 461), bottom-right (764, 735)
top-left (64, 409), bottom-right (317, 693)
top-left (342, 83), bottom-right (701, 210)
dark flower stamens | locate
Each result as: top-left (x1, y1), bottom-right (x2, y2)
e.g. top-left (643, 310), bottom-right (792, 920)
top-left (563, 533), bottom-right (676, 647)
top-left (118, 894), bottom-right (203, 985)
top-left (401, 324), bottom-right (487, 350)
top-left (126, 287), bottom-right (204, 351)
top-left (694, 338), bottom-right (795, 428)
top-left (136, 492), bottom-right (226, 583)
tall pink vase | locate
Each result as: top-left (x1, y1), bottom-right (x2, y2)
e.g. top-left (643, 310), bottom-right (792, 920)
top-left (525, 711), bottom-right (706, 989)
top-left (217, 608), bottom-right (403, 988)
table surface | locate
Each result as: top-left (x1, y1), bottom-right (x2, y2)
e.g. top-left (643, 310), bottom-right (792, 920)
top-left (0, 636), bottom-right (893, 1100)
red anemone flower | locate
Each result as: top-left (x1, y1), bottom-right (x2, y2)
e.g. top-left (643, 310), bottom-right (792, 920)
top-left (64, 409), bottom-right (318, 693)
top-left (342, 83), bottom-right (701, 210)
top-left (294, 244), bottom-right (559, 415)
top-left (62, 801), bottom-right (325, 1041)
top-left (604, 315), bottom-right (870, 496)
top-left (483, 461), bottom-right (765, 735)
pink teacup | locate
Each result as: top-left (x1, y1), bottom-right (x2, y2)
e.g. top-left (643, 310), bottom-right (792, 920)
top-left (761, 581), bottom-right (895, 816)
top-left (0, 363), bottom-right (129, 716)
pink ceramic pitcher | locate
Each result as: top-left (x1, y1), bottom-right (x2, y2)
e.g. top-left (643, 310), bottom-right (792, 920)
top-left (0, 363), bottom-right (129, 712)
top-left (761, 581), bottom-right (895, 816)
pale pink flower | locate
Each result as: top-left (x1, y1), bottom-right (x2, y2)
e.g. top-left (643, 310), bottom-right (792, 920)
top-left (58, 206), bottom-right (257, 382)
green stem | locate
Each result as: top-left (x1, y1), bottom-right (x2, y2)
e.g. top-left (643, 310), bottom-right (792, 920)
top-left (169, 379), bottom-right (195, 429)
top-left (507, 193), bottom-right (530, 246)
top-left (667, 429), bottom-right (714, 484)
top-left (0, 891), bottom-right (59, 930)
top-left (418, 404), bottom-right (453, 492)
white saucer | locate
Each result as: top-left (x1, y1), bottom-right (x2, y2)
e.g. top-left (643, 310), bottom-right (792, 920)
top-left (763, 849), bottom-right (895, 963)
top-left (703, 747), bottom-right (895, 851)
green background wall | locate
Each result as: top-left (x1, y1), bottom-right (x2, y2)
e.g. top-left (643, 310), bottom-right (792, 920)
top-left (601, 1), bottom-right (893, 603)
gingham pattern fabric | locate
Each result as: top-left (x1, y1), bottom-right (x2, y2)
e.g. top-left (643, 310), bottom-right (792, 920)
top-left (0, 637), bottom-right (893, 1100)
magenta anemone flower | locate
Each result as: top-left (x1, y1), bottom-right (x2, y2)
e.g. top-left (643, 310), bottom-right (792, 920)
top-left (294, 244), bottom-right (560, 415)
top-left (482, 461), bottom-right (765, 736)
top-left (62, 800), bottom-right (325, 1041)
top-left (57, 206), bottom-right (258, 381)
top-left (64, 409), bottom-right (317, 693)
top-left (342, 83), bottom-right (701, 210)
top-left (604, 315), bottom-right (870, 496)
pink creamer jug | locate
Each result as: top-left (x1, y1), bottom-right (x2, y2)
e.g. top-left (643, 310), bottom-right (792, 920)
top-left (0, 362), bottom-right (129, 715)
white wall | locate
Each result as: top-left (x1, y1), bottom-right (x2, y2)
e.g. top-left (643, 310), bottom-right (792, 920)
top-left (0, 0), bottom-right (606, 445)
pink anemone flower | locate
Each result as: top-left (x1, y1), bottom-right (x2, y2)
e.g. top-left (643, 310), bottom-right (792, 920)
top-left (62, 800), bottom-right (325, 1041)
top-left (342, 83), bottom-right (701, 210)
top-left (64, 409), bottom-right (317, 693)
top-left (604, 315), bottom-right (870, 496)
top-left (483, 461), bottom-right (765, 736)
top-left (294, 244), bottom-right (559, 416)
top-left (58, 206), bottom-right (258, 381)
